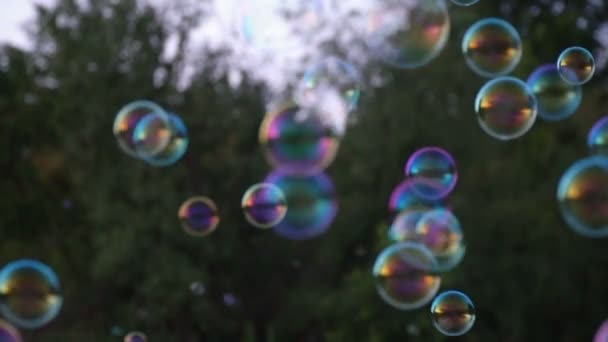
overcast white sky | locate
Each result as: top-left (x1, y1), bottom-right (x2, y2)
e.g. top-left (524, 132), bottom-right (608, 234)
top-left (0, 1), bottom-right (50, 49)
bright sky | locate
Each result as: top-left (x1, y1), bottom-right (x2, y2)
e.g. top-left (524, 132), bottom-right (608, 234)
top-left (0, 1), bottom-right (47, 49)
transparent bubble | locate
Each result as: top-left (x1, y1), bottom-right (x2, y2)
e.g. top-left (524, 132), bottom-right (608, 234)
top-left (178, 197), bottom-right (220, 237)
top-left (0, 259), bottom-right (63, 329)
top-left (113, 100), bottom-right (170, 158)
top-left (0, 319), bottom-right (22, 342)
top-left (430, 290), bottom-right (475, 336)
top-left (475, 76), bottom-right (538, 140)
top-left (462, 18), bottom-right (522, 78)
top-left (367, 0), bottom-right (450, 69)
top-left (136, 112), bottom-right (189, 167)
top-left (223, 293), bottom-right (238, 307)
top-left (294, 57), bottom-right (361, 113)
top-left (124, 331), bottom-right (147, 342)
top-left (265, 171), bottom-right (338, 240)
top-left (259, 102), bottom-right (340, 176)
top-left (373, 242), bottom-right (441, 310)
top-left (389, 179), bottom-right (447, 215)
top-left (405, 147), bottom-right (457, 200)
top-left (451, 0), bottom-right (479, 6)
top-left (388, 209), bottom-right (429, 242)
top-left (415, 209), bottom-right (465, 271)
top-left (593, 320), bottom-right (608, 342)
top-left (241, 183), bottom-right (288, 228)
top-left (526, 64), bottom-right (582, 121)
top-left (190, 282), bottom-right (205, 296)
top-left (557, 156), bottom-right (608, 238)
top-left (557, 46), bottom-right (595, 85)
top-left (588, 116), bottom-right (608, 155)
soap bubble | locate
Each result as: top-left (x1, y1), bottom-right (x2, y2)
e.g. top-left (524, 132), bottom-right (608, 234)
top-left (389, 179), bottom-right (447, 215)
top-left (593, 320), bottom-right (608, 342)
top-left (241, 183), bottom-right (288, 228)
top-left (373, 242), bottom-right (441, 310)
top-left (136, 112), bottom-right (189, 167)
top-left (367, 0), bottom-right (450, 69)
top-left (557, 156), bottom-right (608, 238)
top-left (388, 209), bottom-right (429, 242)
top-left (462, 18), bottom-right (522, 77)
top-left (526, 64), bottom-right (582, 121)
top-left (430, 290), bottom-right (476, 336)
top-left (0, 259), bottom-right (63, 329)
top-left (451, 0), bottom-right (479, 6)
top-left (557, 46), bottom-right (595, 85)
top-left (178, 197), bottom-right (220, 237)
top-left (475, 76), bottom-right (538, 140)
top-left (113, 100), bottom-right (170, 158)
top-left (190, 282), bottom-right (205, 296)
top-left (405, 147), bottom-right (458, 200)
top-left (0, 320), bottom-right (22, 342)
top-left (415, 209), bottom-right (465, 271)
top-left (265, 171), bottom-right (338, 240)
top-left (588, 116), bottom-right (608, 156)
top-left (124, 331), bottom-right (147, 342)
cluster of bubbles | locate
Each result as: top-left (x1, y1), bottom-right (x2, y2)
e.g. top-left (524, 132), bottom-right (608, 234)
top-left (113, 100), bottom-right (189, 167)
top-left (124, 331), bottom-right (147, 342)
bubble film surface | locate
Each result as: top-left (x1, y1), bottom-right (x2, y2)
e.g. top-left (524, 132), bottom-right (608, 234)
top-left (367, 0), bottom-right (450, 69)
top-left (557, 46), bottom-right (595, 85)
top-left (405, 147), bottom-right (457, 200)
top-left (388, 209), bottom-right (429, 242)
top-left (0, 259), bottom-right (63, 329)
top-left (0, 320), bottom-right (22, 342)
top-left (241, 183), bottom-right (288, 228)
top-left (113, 100), bottom-right (169, 158)
top-left (430, 290), bottom-right (476, 336)
top-left (589, 116), bottom-right (608, 156)
top-left (137, 112), bottom-right (189, 167)
top-left (526, 64), bottom-right (582, 121)
top-left (462, 18), bottom-right (522, 78)
top-left (451, 0), bottom-right (479, 6)
top-left (259, 102), bottom-right (340, 175)
top-left (415, 209), bottom-right (465, 271)
top-left (475, 76), bottom-right (538, 140)
top-left (389, 179), bottom-right (446, 215)
top-left (265, 171), bottom-right (337, 240)
top-left (124, 331), bottom-right (147, 342)
top-left (557, 156), bottom-right (608, 238)
top-left (373, 242), bottom-right (441, 310)
top-left (594, 320), bottom-right (608, 342)
top-left (178, 197), bottom-right (220, 237)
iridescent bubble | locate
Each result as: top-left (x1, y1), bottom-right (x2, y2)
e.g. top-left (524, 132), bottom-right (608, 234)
top-left (526, 64), bottom-right (582, 121)
top-left (259, 102), bottom-right (340, 176)
top-left (241, 183), bottom-right (287, 228)
top-left (451, 0), bottom-right (479, 6)
top-left (475, 76), bottom-right (538, 140)
top-left (265, 171), bottom-right (338, 240)
top-left (373, 242), bottom-right (441, 310)
top-left (178, 197), bottom-right (220, 237)
top-left (557, 46), bottom-right (595, 85)
top-left (462, 18), bottom-right (522, 78)
top-left (124, 331), bottom-right (147, 342)
top-left (389, 179), bottom-right (446, 215)
top-left (557, 156), bottom-right (608, 238)
top-left (136, 112), bottom-right (189, 167)
top-left (0, 259), bottom-right (63, 329)
top-left (430, 290), bottom-right (475, 336)
top-left (589, 116), bottom-right (608, 155)
top-left (367, 0), bottom-right (450, 69)
top-left (593, 320), bottom-right (608, 342)
top-left (415, 209), bottom-right (465, 271)
top-left (388, 209), bottom-right (429, 242)
top-left (294, 57), bottom-right (361, 112)
top-left (113, 100), bottom-right (170, 158)
top-left (0, 320), bottom-right (22, 342)
top-left (405, 147), bottom-right (457, 200)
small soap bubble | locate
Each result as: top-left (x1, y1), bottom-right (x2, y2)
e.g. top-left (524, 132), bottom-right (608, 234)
top-left (113, 100), bottom-right (169, 158)
top-left (124, 331), bottom-right (147, 342)
top-left (415, 209), bottom-right (465, 272)
top-left (430, 290), bottom-right (476, 336)
top-left (0, 259), bottom-right (63, 329)
top-left (475, 76), bottom-right (538, 140)
top-left (389, 179), bottom-right (447, 215)
top-left (137, 112), bottom-right (189, 167)
top-left (0, 319), bottom-right (22, 342)
top-left (178, 197), bottom-right (220, 237)
top-left (190, 282), bottom-right (205, 296)
top-left (223, 293), bottom-right (238, 307)
top-left (526, 64), bottom-right (582, 121)
top-left (405, 147), bottom-right (458, 200)
top-left (557, 46), bottom-right (595, 85)
top-left (451, 0), bottom-right (479, 6)
top-left (557, 156), bottom-right (608, 238)
top-left (373, 242), bottom-right (441, 310)
top-left (588, 116), bottom-right (608, 156)
top-left (241, 183), bottom-right (287, 228)
top-left (462, 18), bottom-right (522, 78)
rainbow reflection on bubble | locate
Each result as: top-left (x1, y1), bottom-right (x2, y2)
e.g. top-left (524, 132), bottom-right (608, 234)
top-left (0, 320), bottom-right (22, 342)
top-left (241, 183), bottom-right (287, 229)
top-left (265, 171), bottom-right (337, 240)
top-left (388, 209), bottom-right (429, 242)
top-left (373, 242), bottom-right (441, 310)
top-left (557, 156), bottom-right (608, 238)
top-left (475, 76), bottom-right (538, 140)
top-left (526, 64), bottom-right (582, 121)
top-left (0, 259), bottom-right (63, 329)
top-left (416, 209), bottom-right (465, 271)
top-left (259, 102), bottom-right (340, 176)
top-left (367, 0), bottom-right (450, 69)
top-left (113, 100), bottom-right (169, 158)
top-left (389, 179), bottom-right (447, 215)
top-left (462, 18), bottom-right (522, 78)
top-left (136, 112), bottom-right (189, 167)
top-left (431, 290), bottom-right (475, 336)
top-left (405, 147), bottom-right (457, 200)
top-left (451, 0), bottom-right (479, 6)
top-left (588, 116), bottom-right (608, 156)
top-left (124, 331), bottom-right (147, 342)
top-left (557, 46), bottom-right (595, 85)
top-left (178, 197), bottom-right (220, 237)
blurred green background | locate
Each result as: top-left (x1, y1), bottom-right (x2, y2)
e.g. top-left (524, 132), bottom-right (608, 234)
top-left (1, 0), bottom-right (607, 340)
